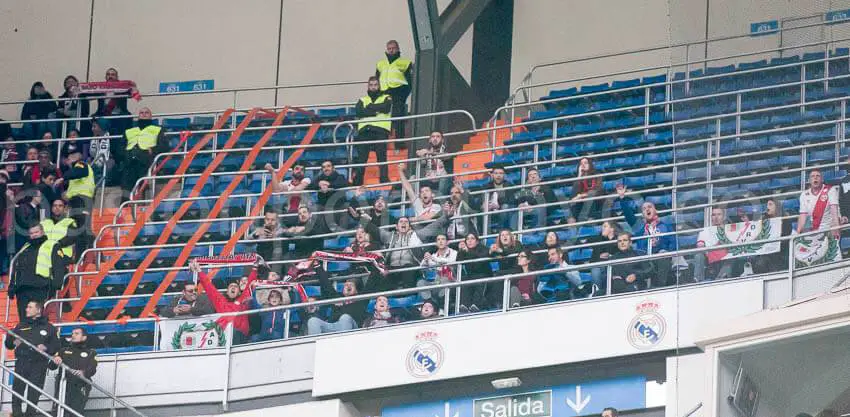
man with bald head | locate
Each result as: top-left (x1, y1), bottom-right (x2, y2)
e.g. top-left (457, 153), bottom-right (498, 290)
top-left (119, 107), bottom-right (166, 199)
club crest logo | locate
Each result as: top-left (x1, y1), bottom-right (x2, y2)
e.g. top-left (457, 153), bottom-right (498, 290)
top-left (627, 300), bottom-right (666, 350)
top-left (406, 329), bottom-right (444, 378)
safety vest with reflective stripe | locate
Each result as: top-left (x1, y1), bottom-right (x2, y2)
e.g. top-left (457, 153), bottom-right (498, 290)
top-left (357, 94), bottom-right (392, 132)
top-left (66, 163), bottom-right (95, 199)
top-left (376, 58), bottom-right (412, 91)
top-left (22, 240), bottom-right (59, 279)
top-left (125, 125), bottom-right (161, 151)
top-left (41, 217), bottom-right (76, 257)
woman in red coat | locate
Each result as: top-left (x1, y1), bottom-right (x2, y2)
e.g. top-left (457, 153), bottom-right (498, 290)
top-left (189, 259), bottom-right (258, 345)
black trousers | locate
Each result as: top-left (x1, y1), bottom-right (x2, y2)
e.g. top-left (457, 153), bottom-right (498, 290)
top-left (14, 287), bottom-right (51, 324)
top-left (12, 360), bottom-right (48, 416)
top-left (54, 376), bottom-right (90, 415)
top-left (386, 85), bottom-right (411, 138)
top-left (352, 127), bottom-right (389, 185)
top-left (121, 152), bottom-right (153, 198)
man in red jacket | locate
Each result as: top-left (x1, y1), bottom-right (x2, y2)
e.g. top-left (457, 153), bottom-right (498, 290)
top-left (189, 259), bottom-right (258, 345)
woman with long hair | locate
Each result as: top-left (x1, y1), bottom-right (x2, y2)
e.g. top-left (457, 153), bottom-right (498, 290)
top-left (21, 82), bottom-right (58, 140)
top-left (571, 157), bottom-right (602, 221)
top-left (489, 228), bottom-right (524, 273)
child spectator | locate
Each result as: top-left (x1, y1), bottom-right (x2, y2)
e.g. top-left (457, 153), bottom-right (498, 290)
top-left (251, 289), bottom-right (290, 342)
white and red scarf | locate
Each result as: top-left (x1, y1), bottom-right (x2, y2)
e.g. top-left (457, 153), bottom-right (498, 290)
top-left (78, 80), bottom-right (141, 100)
top-left (810, 185), bottom-right (832, 230)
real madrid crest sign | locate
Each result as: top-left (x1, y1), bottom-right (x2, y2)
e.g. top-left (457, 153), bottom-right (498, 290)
top-left (406, 329), bottom-right (444, 378)
top-left (627, 300), bottom-right (667, 350)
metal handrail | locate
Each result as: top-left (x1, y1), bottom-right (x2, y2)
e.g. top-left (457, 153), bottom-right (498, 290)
top-left (51, 222), bottom-right (850, 329)
top-left (0, 361), bottom-right (83, 417)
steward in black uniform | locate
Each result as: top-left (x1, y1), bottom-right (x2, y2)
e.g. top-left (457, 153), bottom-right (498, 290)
top-left (4, 300), bottom-right (59, 417)
top-left (50, 327), bottom-right (97, 415)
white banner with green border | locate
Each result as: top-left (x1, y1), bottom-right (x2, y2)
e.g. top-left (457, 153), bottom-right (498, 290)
top-left (697, 218), bottom-right (781, 262)
top-left (158, 318), bottom-right (229, 351)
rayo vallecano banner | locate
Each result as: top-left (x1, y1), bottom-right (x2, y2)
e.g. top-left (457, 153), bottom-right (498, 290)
top-left (158, 317), bottom-right (228, 351)
top-left (697, 218), bottom-right (781, 262)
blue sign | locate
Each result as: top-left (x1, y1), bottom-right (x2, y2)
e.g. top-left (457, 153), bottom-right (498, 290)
top-left (382, 375), bottom-right (646, 417)
top-left (750, 20), bottom-right (779, 36)
top-left (158, 79), bottom-right (215, 94)
top-left (826, 9), bottom-right (850, 24)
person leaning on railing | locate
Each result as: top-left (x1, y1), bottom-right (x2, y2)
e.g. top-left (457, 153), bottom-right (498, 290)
top-left (5, 300), bottom-right (58, 417)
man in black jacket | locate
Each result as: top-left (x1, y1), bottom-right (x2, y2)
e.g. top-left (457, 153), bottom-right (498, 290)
top-left (609, 233), bottom-right (655, 294)
top-left (5, 300), bottom-right (59, 417)
top-left (352, 76), bottom-right (392, 185)
top-left (50, 327), bottom-right (97, 415)
top-left (305, 264), bottom-right (369, 335)
top-left (9, 224), bottom-right (67, 321)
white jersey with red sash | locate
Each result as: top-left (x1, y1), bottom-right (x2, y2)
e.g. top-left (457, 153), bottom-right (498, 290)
top-left (799, 185), bottom-right (839, 232)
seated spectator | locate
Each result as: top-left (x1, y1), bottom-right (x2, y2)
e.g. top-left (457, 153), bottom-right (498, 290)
top-left (37, 170), bottom-right (61, 208)
top-left (306, 263), bottom-right (368, 335)
top-left (252, 207), bottom-right (287, 266)
top-left (398, 163), bottom-right (441, 223)
top-left (283, 205), bottom-right (334, 259)
top-left (362, 207), bottom-right (449, 290)
top-left (534, 231), bottom-right (561, 267)
top-left (489, 229), bottom-right (523, 273)
top-left (190, 259), bottom-right (258, 345)
top-left (457, 233), bottom-right (495, 312)
top-left (416, 299), bottom-right (440, 321)
top-left (88, 118), bottom-right (117, 187)
top-left (571, 157), bottom-right (602, 221)
top-left (21, 82), bottom-right (58, 140)
top-left (587, 221), bottom-right (620, 293)
top-left (310, 160), bottom-right (348, 190)
top-left (543, 247), bottom-right (586, 298)
top-left (266, 163), bottom-right (310, 214)
top-left (694, 207), bottom-right (745, 282)
top-left (20, 147), bottom-right (39, 185)
top-left (509, 249), bottom-right (539, 307)
top-left (446, 183), bottom-right (478, 241)
top-left (616, 183), bottom-right (675, 288)
top-left (362, 295), bottom-right (402, 328)
top-left (159, 282), bottom-right (214, 318)
top-left (480, 165), bottom-right (515, 231)
top-left (752, 198), bottom-right (792, 274)
top-left (415, 131), bottom-right (450, 195)
top-left (610, 233), bottom-right (654, 294)
top-left (417, 233), bottom-right (457, 301)
top-left (251, 289), bottom-right (289, 342)
top-left (345, 226), bottom-right (379, 254)
top-left (515, 168), bottom-right (556, 228)
top-left (348, 187), bottom-right (390, 243)
top-left (315, 179), bottom-right (349, 223)
top-left (60, 130), bottom-right (89, 170)
top-left (40, 132), bottom-right (59, 158)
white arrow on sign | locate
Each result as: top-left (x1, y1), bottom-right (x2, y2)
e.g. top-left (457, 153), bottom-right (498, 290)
top-left (566, 385), bottom-right (592, 414)
top-left (435, 401), bottom-right (459, 417)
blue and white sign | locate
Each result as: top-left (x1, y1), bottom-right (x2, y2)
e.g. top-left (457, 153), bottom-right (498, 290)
top-left (158, 79), bottom-right (215, 94)
top-left (826, 9), bottom-right (850, 24)
top-left (382, 376), bottom-right (646, 417)
top-left (750, 20), bottom-right (779, 36)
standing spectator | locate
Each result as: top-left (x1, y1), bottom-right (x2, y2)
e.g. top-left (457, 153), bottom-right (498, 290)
top-left (515, 168), bottom-right (557, 228)
top-left (417, 233), bottom-right (457, 301)
top-left (93, 68), bottom-right (134, 134)
top-left (416, 131), bottom-right (450, 195)
top-left (283, 205), bottom-right (333, 259)
top-left (457, 233), bottom-right (494, 312)
top-left (307, 263), bottom-right (369, 335)
top-left (14, 188), bottom-right (42, 252)
top-left (62, 147), bottom-right (96, 237)
top-left (8, 224), bottom-right (66, 320)
top-left (399, 163), bottom-right (441, 223)
top-left (1, 140), bottom-right (20, 182)
top-left (190, 259), bottom-right (258, 345)
top-left (40, 198), bottom-right (78, 259)
top-left (610, 233), bottom-right (654, 294)
top-left (49, 327), bottom-right (97, 416)
top-left (5, 300), bottom-right (58, 417)
top-left (571, 157), bottom-right (602, 221)
top-left (446, 184), bottom-right (478, 241)
top-left (752, 198), bottom-right (792, 274)
top-left (509, 249), bottom-right (539, 307)
top-left (489, 229), bottom-right (523, 273)
top-left (118, 107), bottom-right (166, 201)
top-left (252, 206), bottom-right (287, 265)
top-left (348, 188), bottom-right (390, 244)
top-left (21, 82), bottom-right (58, 140)
top-left (798, 169), bottom-right (840, 238)
top-left (617, 183), bottom-right (675, 288)
top-left (310, 160), bottom-right (348, 190)
top-left (88, 118), bottom-right (117, 187)
top-left (251, 289), bottom-right (289, 342)
top-left (376, 40), bottom-right (413, 138)
top-left (159, 282), bottom-right (214, 318)
top-left (362, 295), bottom-right (402, 328)
top-left (694, 207), bottom-right (745, 282)
top-left (352, 77), bottom-right (391, 185)
top-left (481, 165), bottom-right (515, 231)
top-left (57, 75), bottom-right (91, 137)
top-left (587, 221), bottom-right (620, 293)
top-left (265, 163), bottom-right (310, 214)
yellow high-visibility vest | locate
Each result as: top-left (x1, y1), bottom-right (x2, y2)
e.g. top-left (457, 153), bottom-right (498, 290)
top-left (125, 125), bottom-right (161, 151)
top-left (357, 94), bottom-right (392, 132)
top-left (21, 240), bottom-right (59, 278)
top-left (66, 163), bottom-right (95, 199)
top-left (41, 218), bottom-right (76, 257)
top-left (376, 58), bottom-right (412, 91)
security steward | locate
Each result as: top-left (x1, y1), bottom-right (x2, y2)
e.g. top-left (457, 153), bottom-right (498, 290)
top-left (352, 76), bottom-right (392, 186)
top-left (5, 300), bottom-right (59, 417)
top-left (50, 327), bottom-right (97, 415)
top-left (8, 224), bottom-right (67, 321)
top-left (41, 199), bottom-right (77, 260)
top-left (119, 107), bottom-right (166, 201)
top-left (62, 146), bottom-right (96, 258)
top-left (375, 39), bottom-right (413, 138)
